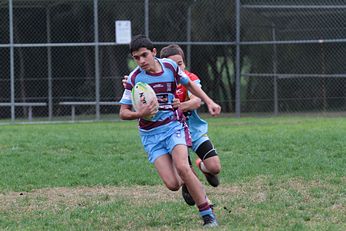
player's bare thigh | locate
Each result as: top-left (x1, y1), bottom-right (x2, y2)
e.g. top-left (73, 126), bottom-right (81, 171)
top-left (154, 154), bottom-right (182, 191)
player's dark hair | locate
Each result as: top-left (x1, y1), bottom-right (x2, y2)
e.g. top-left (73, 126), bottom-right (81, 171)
top-left (129, 34), bottom-right (154, 54)
top-left (160, 44), bottom-right (185, 61)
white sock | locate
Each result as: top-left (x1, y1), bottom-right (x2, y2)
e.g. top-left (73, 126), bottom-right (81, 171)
top-left (200, 161), bottom-right (211, 173)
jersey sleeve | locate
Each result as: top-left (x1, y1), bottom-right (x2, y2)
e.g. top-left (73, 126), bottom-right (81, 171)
top-left (185, 71), bottom-right (200, 82)
top-left (162, 58), bottom-right (189, 86)
top-left (119, 69), bottom-right (138, 105)
top-left (119, 89), bottom-right (132, 105)
top-left (178, 67), bottom-right (189, 86)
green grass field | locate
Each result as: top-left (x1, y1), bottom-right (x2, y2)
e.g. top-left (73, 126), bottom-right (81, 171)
top-left (0, 116), bottom-right (345, 230)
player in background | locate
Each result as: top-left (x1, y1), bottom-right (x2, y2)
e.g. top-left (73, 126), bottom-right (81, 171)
top-left (160, 45), bottom-right (221, 189)
top-left (119, 35), bottom-right (221, 227)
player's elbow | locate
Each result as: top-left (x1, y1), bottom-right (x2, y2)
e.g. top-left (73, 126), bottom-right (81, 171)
top-left (119, 107), bottom-right (130, 120)
top-left (119, 111), bottom-right (126, 120)
top-left (190, 97), bottom-right (202, 110)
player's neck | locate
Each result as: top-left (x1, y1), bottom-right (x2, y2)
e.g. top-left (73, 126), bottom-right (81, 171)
top-left (148, 59), bottom-right (162, 74)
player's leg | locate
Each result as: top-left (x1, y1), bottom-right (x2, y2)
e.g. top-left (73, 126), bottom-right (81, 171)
top-left (179, 154), bottom-right (196, 205)
top-left (196, 139), bottom-right (221, 175)
top-left (202, 156), bottom-right (221, 175)
top-left (154, 154), bottom-right (182, 191)
top-left (165, 126), bottom-right (217, 226)
top-left (142, 132), bottom-right (183, 191)
top-left (154, 154), bottom-right (195, 205)
top-left (172, 144), bottom-right (217, 226)
top-left (183, 154), bottom-right (217, 207)
top-left (172, 144), bottom-right (205, 203)
top-left (144, 130), bottom-right (195, 205)
top-left (195, 139), bottom-right (221, 187)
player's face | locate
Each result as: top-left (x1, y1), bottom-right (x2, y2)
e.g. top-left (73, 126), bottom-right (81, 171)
top-left (167, 54), bottom-right (185, 71)
top-left (132, 48), bottom-right (157, 71)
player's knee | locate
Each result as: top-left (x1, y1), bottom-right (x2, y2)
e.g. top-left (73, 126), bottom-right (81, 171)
top-left (164, 180), bottom-right (181, 191)
top-left (209, 164), bottom-right (221, 175)
top-left (204, 157), bottom-right (221, 175)
top-left (166, 184), bottom-right (180, 191)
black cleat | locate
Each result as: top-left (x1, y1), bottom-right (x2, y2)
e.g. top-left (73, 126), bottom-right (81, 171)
top-left (181, 184), bottom-right (195, 206)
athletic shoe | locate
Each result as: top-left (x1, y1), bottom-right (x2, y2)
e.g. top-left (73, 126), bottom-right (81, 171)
top-left (196, 158), bottom-right (220, 187)
top-left (181, 184), bottom-right (195, 206)
top-left (202, 213), bottom-right (218, 227)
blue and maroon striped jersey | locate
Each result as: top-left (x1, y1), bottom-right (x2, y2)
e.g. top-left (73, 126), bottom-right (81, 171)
top-left (120, 58), bottom-right (189, 134)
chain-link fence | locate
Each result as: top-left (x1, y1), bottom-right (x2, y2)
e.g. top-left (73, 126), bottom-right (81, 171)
top-left (240, 1), bottom-right (346, 115)
top-left (1, 0), bottom-right (346, 123)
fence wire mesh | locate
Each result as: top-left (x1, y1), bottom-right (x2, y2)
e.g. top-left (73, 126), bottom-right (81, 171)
top-left (240, 0), bottom-right (346, 114)
top-left (1, 0), bottom-right (346, 123)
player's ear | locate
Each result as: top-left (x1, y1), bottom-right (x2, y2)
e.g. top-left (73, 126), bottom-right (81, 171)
top-left (152, 48), bottom-right (157, 57)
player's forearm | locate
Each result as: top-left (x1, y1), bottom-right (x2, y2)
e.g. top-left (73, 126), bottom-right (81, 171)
top-left (119, 107), bottom-right (141, 120)
top-left (180, 97), bottom-right (202, 112)
top-left (120, 101), bottom-right (158, 120)
top-left (186, 81), bottom-right (214, 106)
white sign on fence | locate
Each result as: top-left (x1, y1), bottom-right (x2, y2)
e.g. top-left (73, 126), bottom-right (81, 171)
top-left (115, 20), bottom-right (132, 44)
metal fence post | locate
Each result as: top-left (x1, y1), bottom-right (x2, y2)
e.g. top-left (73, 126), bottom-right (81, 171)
top-left (145, 0), bottom-right (149, 37)
top-left (186, 4), bottom-right (192, 68)
top-left (9, 0), bottom-right (15, 122)
top-left (272, 24), bottom-right (278, 115)
top-left (235, 0), bottom-right (241, 117)
top-left (94, 0), bottom-right (100, 120)
top-left (47, 7), bottom-right (53, 121)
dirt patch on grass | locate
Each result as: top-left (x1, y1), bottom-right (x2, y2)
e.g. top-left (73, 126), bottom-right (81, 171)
top-left (0, 185), bottom-right (181, 212)
top-left (1, 177), bottom-right (345, 214)
top-left (0, 184), bottom-right (244, 213)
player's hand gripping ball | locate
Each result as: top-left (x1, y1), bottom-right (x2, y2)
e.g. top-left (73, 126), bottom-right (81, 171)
top-left (131, 82), bottom-right (159, 120)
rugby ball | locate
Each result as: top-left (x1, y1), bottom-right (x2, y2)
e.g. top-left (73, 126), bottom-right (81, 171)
top-left (131, 82), bottom-right (159, 119)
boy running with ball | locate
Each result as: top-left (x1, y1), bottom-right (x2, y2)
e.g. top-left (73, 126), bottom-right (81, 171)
top-left (119, 35), bottom-right (220, 227)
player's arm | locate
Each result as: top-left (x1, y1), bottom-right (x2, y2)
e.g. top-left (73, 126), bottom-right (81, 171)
top-left (119, 104), bottom-right (140, 120)
top-left (119, 100), bottom-right (158, 120)
top-left (178, 95), bottom-right (202, 112)
top-left (184, 79), bottom-right (221, 116)
top-left (119, 81), bottom-right (158, 120)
